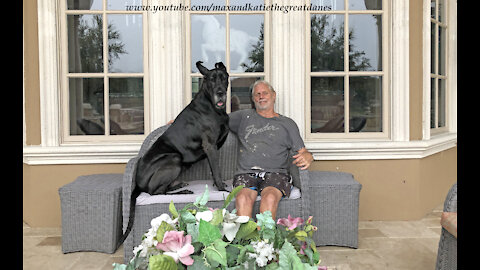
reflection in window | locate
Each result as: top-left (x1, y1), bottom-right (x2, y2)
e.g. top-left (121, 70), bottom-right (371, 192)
top-left (231, 77), bottom-right (263, 112)
top-left (311, 15), bottom-right (344, 72)
top-left (311, 77), bottom-right (344, 133)
top-left (230, 15), bottom-right (264, 73)
top-left (69, 78), bottom-right (104, 135)
top-left (349, 76), bottom-right (382, 132)
top-left (107, 15), bottom-right (143, 73)
top-left (68, 14), bottom-right (104, 73)
top-left (109, 78), bottom-right (144, 135)
top-left (191, 15), bottom-right (226, 73)
top-left (349, 15), bottom-right (382, 71)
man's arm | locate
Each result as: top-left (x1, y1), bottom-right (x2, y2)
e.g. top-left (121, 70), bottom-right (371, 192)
top-left (292, 147), bottom-right (314, 170)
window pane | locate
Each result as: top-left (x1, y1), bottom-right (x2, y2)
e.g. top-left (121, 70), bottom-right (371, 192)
top-left (67, 0), bottom-right (102, 10)
top-left (230, 15), bottom-right (264, 73)
top-left (311, 0), bottom-right (344, 11)
top-left (191, 0), bottom-right (225, 6)
top-left (311, 14), bottom-right (345, 72)
top-left (68, 14), bottom-right (104, 73)
top-left (349, 0), bottom-right (381, 10)
top-left (438, 79), bottom-right (446, 127)
top-left (109, 78), bottom-right (144, 135)
top-left (431, 23), bottom-right (435, 74)
top-left (231, 77), bottom-right (263, 112)
top-left (192, 77), bottom-right (202, 98)
top-left (349, 15), bottom-right (382, 71)
top-left (230, 0), bottom-right (263, 5)
top-left (439, 26), bottom-right (446, 75)
top-left (349, 76), bottom-right (382, 132)
top-left (431, 78), bottom-right (436, 128)
top-left (108, 0), bottom-right (138, 10)
top-left (191, 15), bottom-right (226, 73)
top-left (107, 15), bottom-right (143, 73)
top-left (431, 0), bottom-right (436, 19)
top-left (438, 0), bottom-right (446, 23)
top-left (311, 77), bottom-right (345, 133)
top-left (69, 78), bottom-right (105, 135)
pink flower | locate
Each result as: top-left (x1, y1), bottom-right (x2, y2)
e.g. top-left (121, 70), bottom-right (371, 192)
top-left (156, 231), bottom-right (194, 266)
top-left (299, 241), bottom-right (307, 255)
top-left (276, 215), bottom-right (304, 230)
top-left (318, 266), bottom-right (328, 270)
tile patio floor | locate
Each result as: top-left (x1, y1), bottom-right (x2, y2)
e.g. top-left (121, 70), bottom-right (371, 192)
top-left (23, 204), bottom-right (444, 270)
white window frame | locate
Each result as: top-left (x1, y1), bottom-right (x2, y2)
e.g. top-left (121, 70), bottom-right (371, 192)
top-left (306, 0), bottom-right (390, 140)
top-left (423, 0), bottom-right (457, 140)
top-left (23, 0), bottom-right (457, 165)
top-left (59, 1), bottom-right (150, 143)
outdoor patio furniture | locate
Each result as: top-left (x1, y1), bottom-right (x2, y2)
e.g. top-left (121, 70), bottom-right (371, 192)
top-left (58, 174), bottom-right (123, 254)
top-left (435, 182), bottom-right (457, 270)
top-left (122, 124), bottom-right (362, 263)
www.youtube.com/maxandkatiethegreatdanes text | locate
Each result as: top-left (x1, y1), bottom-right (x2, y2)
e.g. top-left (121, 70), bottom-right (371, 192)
top-left (125, 3), bottom-right (332, 14)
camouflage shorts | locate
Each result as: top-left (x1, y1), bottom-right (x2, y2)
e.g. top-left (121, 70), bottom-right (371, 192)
top-left (232, 172), bottom-right (293, 198)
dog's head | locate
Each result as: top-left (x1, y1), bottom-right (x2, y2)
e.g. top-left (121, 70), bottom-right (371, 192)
top-left (196, 61), bottom-right (229, 110)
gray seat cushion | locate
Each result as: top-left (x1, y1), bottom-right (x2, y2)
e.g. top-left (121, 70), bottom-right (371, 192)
top-left (135, 179), bottom-right (301, 205)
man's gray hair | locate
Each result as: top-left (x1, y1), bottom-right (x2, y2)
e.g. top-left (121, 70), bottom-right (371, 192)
top-left (251, 80), bottom-right (276, 96)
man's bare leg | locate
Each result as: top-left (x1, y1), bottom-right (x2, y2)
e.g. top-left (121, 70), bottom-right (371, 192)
top-left (235, 188), bottom-right (258, 218)
top-left (259, 186), bottom-right (283, 220)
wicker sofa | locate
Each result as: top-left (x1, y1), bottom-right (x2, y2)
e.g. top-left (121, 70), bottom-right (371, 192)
top-left (122, 124), bottom-right (362, 262)
top-left (435, 182), bottom-right (457, 270)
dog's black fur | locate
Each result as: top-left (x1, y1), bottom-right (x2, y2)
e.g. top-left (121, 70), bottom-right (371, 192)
top-left (118, 61), bottom-right (230, 245)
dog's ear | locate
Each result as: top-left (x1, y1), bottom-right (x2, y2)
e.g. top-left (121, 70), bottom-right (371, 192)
top-left (215, 62), bottom-right (227, 71)
top-left (196, 61), bottom-right (210, 75)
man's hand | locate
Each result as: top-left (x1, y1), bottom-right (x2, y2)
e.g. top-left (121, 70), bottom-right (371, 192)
top-left (292, 147), bottom-right (313, 170)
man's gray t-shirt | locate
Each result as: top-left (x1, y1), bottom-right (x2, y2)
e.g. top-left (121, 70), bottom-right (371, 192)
top-left (228, 109), bottom-right (305, 175)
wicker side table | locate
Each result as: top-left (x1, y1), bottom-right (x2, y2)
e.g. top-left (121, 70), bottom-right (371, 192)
top-left (59, 174), bottom-right (123, 254)
top-left (305, 171), bottom-right (362, 248)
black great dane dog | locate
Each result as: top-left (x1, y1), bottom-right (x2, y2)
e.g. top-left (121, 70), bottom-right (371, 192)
top-left (118, 61), bottom-right (230, 245)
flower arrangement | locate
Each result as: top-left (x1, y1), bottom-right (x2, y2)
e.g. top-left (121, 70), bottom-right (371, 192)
top-left (113, 185), bottom-right (327, 270)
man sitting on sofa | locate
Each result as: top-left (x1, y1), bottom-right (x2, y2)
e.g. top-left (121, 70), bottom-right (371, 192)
top-left (229, 80), bottom-right (313, 220)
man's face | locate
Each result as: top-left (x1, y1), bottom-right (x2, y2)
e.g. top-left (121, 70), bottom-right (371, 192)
top-left (252, 83), bottom-right (276, 111)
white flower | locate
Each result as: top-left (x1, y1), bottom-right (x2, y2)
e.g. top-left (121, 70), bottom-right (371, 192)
top-left (247, 240), bottom-right (276, 267)
top-left (195, 210), bottom-right (213, 222)
top-left (221, 210), bottom-right (250, 241)
top-left (150, 213), bottom-right (177, 231)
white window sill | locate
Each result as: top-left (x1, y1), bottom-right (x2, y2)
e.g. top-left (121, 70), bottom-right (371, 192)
top-left (306, 132), bottom-right (457, 160)
top-left (23, 133), bottom-right (457, 165)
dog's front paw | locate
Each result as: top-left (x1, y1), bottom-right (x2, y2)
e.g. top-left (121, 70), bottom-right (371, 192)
top-left (215, 182), bottom-right (227, 191)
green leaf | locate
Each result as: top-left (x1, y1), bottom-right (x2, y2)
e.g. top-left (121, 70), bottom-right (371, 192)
top-left (256, 211), bottom-right (276, 230)
top-left (156, 221), bottom-right (174, 243)
top-left (278, 240), bottom-right (304, 270)
top-left (187, 223), bottom-right (199, 243)
top-left (223, 185), bottom-right (245, 209)
top-left (169, 201), bottom-right (179, 219)
top-left (205, 239), bottom-right (228, 267)
top-left (226, 245), bottom-right (240, 267)
top-left (236, 244), bottom-right (255, 265)
top-left (295, 231), bottom-right (308, 242)
top-left (210, 209), bottom-right (224, 226)
top-left (180, 210), bottom-right (197, 224)
top-left (266, 262), bottom-right (280, 270)
top-left (194, 185), bottom-right (210, 206)
top-left (188, 255), bottom-right (213, 270)
top-left (198, 219), bottom-right (222, 246)
top-left (235, 220), bottom-right (258, 240)
top-left (148, 254), bottom-right (177, 270)
top-left (112, 263), bottom-right (127, 270)
top-left (304, 247), bottom-right (314, 265)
